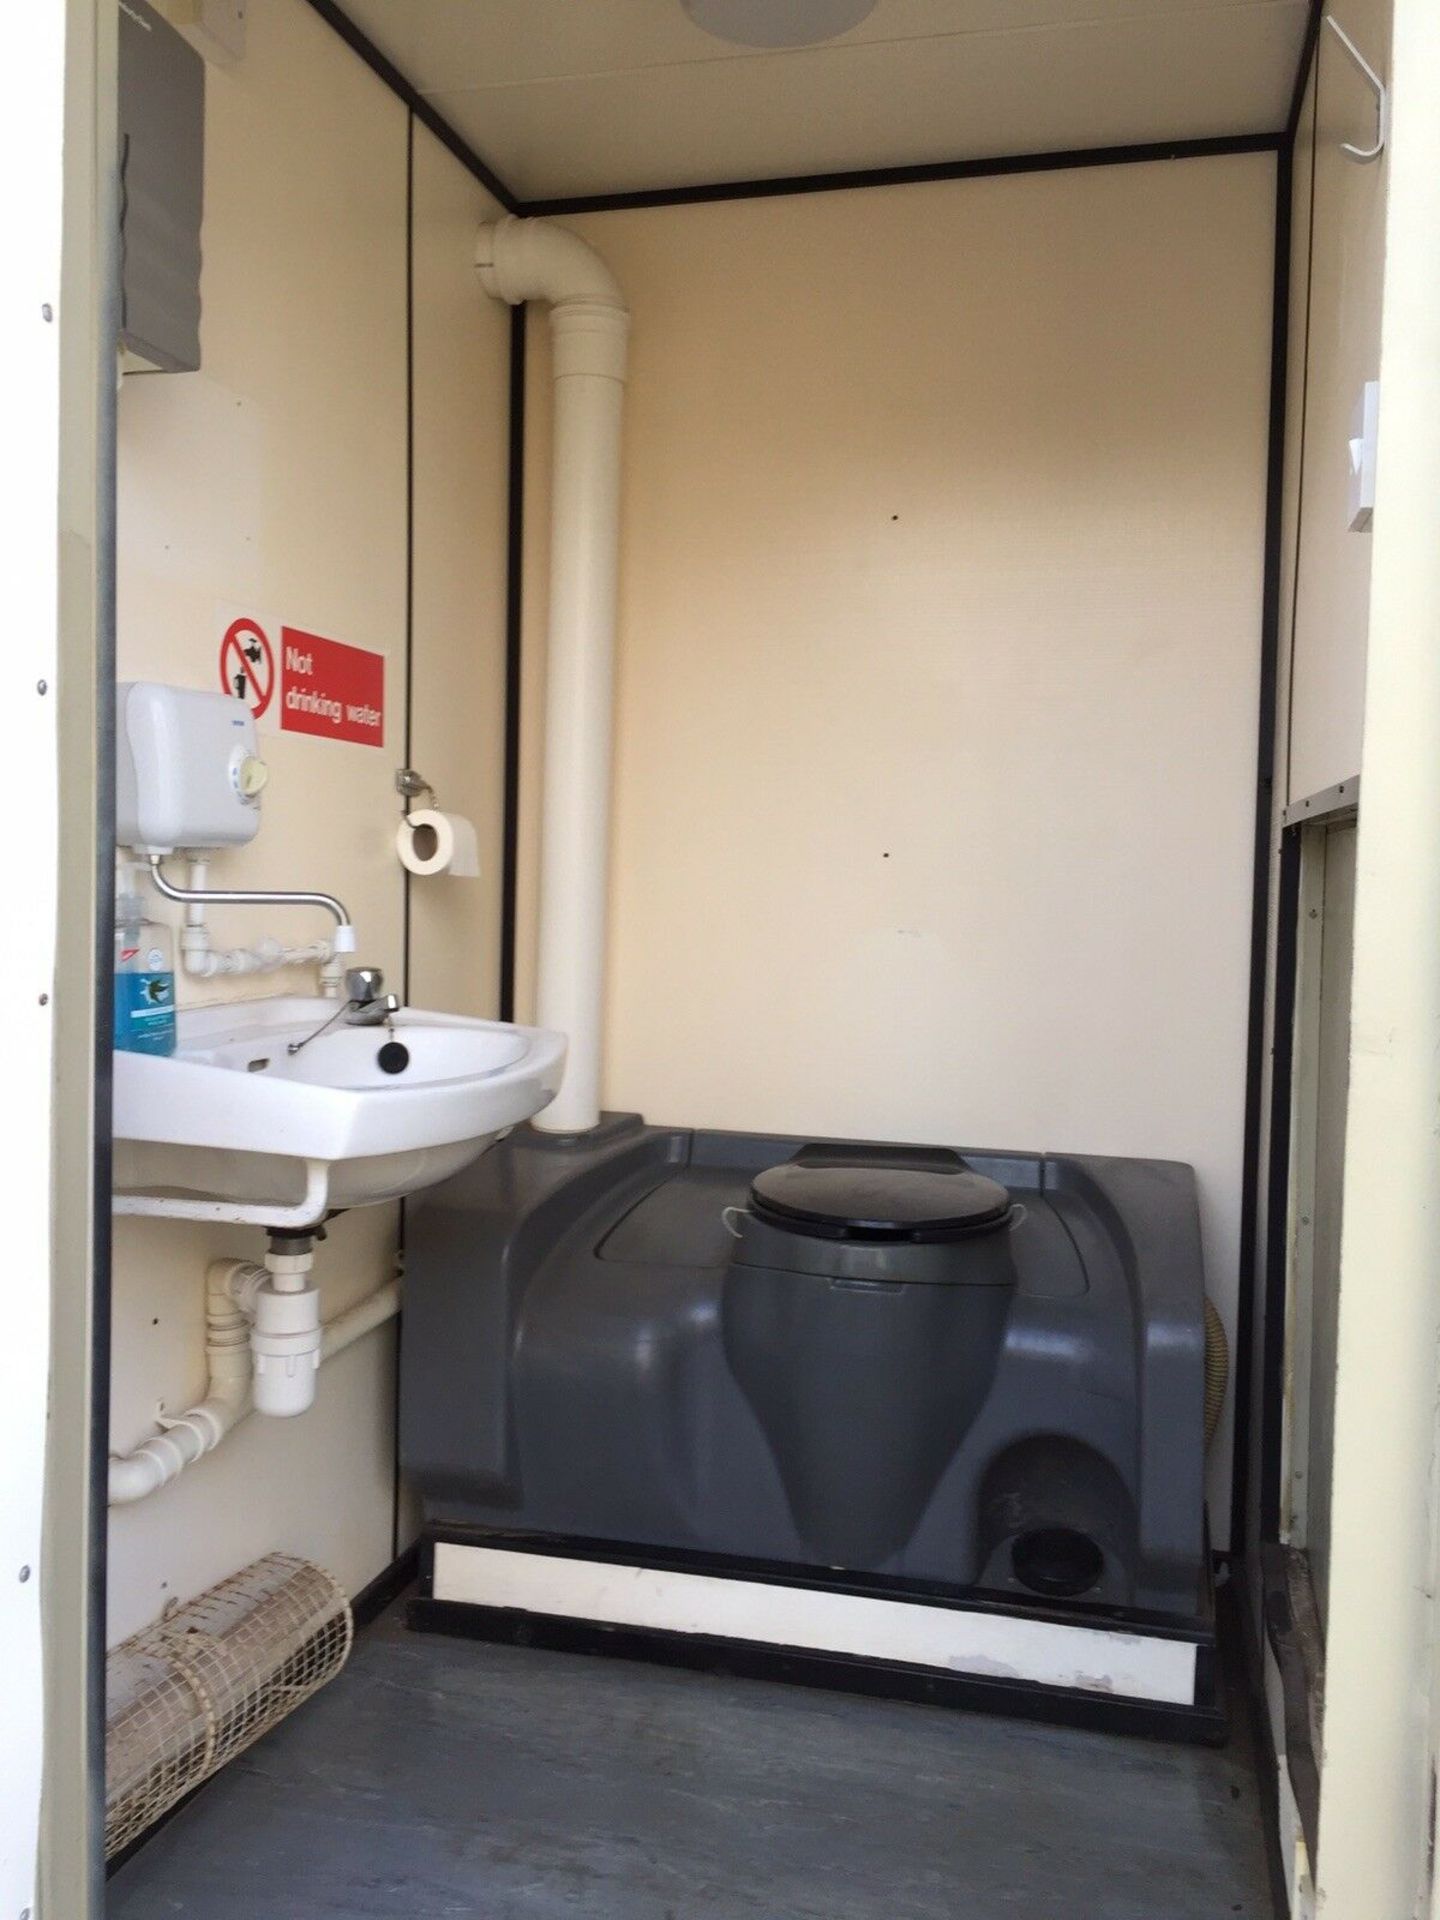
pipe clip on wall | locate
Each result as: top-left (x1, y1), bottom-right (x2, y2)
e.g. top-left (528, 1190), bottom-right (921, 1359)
top-left (475, 218), bottom-right (629, 1135)
top-left (109, 1256), bottom-right (402, 1505)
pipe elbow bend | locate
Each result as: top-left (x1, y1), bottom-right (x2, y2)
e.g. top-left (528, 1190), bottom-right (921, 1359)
top-left (476, 215), bottom-right (626, 313)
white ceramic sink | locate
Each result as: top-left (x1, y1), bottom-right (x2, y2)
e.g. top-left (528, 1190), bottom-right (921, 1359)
top-left (113, 997), bottom-right (566, 1228)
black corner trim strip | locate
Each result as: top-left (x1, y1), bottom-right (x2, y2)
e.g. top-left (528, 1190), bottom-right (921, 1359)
top-left (499, 305), bottom-right (525, 1024)
top-left (1259, 830), bottom-right (1303, 1539)
top-left (351, 1543), bottom-right (421, 1628)
top-left (1229, 139), bottom-right (1292, 1556)
top-left (518, 132), bottom-right (1283, 217)
top-left (1286, 0), bottom-right (1325, 144)
top-left (300, 0), bottom-right (520, 212)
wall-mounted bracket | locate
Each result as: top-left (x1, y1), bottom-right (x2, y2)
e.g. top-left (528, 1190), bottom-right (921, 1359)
top-left (395, 766), bottom-right (436, 808)
top-left (1324, 15), bottom-right (1388, 163)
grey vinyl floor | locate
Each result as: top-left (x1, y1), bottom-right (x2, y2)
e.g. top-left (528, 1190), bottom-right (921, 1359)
top-left (110, 1598), bottom-right (1276, 1920)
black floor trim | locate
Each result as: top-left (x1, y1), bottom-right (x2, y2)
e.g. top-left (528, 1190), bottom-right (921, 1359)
top-left (414, 1526), bottom-right (1224, 1744)
top-left (408, 1596), bottom-right (1226, 1745)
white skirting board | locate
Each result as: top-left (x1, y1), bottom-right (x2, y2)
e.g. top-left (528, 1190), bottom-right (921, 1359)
top-left (431, 1543), bottom-right (1200, 1707)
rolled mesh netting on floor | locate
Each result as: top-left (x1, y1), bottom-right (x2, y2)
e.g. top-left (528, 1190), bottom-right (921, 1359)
top-left (105, 1551), bottom-right (353, 1857)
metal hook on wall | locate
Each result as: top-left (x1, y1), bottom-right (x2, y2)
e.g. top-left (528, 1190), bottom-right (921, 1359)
top-left (1324, 14), bottom-right (1388, 163)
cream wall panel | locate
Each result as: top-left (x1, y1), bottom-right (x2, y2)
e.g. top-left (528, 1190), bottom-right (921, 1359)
top-left (524, 158), bottom-right (1273, 1538)
top-left (1284, 0), bottom-right (1392, 803)
top-left (111, 0), bottom-right (408, 1644)
top-left (407, 122), bottom-right (510, 1019)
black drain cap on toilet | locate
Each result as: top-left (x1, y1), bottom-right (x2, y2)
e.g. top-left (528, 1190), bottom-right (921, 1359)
top-left (749, 1159), bottom-right (1012, 1243)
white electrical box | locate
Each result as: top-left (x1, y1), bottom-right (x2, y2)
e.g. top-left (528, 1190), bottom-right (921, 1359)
top-left (116, 682), bottom-right (269, 854)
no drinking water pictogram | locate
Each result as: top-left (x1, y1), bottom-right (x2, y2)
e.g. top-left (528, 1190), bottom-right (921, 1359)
top-left (219, 616), bottom-right (275, 720)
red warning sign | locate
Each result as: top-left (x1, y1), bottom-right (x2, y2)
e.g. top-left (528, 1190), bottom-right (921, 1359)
top-left (279, 626), bottom-right (385, 748)
top-left (219, 616), bottom-right (275, 720)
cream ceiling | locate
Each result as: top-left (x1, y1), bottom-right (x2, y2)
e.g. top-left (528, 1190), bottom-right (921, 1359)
top-left (338, 0), bottom-right (1308, 200)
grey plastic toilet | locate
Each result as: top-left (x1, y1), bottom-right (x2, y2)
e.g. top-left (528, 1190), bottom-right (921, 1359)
top-left (402, 1117), bottom-right (1210, 1625)
top-left (722, 1149), bottom-right (1020, 1566)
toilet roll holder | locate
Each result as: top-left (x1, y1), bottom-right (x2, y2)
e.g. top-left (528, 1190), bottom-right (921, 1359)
top-left (396, 766), bottom-right (437, 810)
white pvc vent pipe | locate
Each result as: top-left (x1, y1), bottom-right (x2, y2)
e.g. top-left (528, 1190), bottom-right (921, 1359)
top-left (476, 217), bottom-right (630, 1134)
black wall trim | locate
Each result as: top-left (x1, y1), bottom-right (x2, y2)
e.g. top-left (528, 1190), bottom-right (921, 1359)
top-left (401, 113), bottom-right (415, 1007)
top-left (522, 132), bottom-right (1282, 218)
top-left (392, 113), bottom-right (417, 1563)
top-left (1286, 0), bottom-right (1325, 142)
top-left (1229, 139), bottom-right (1292, 1557)
top-left (300, 0), bottom-right (519, 212)
top-left (352, 1543), bottom-right (421, 1628)
top-left (498, 306), bottom-right (526, 1023)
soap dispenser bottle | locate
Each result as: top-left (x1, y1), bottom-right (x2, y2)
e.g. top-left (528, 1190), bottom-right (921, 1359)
top-left (113, 872), bottom-right (176, 1056)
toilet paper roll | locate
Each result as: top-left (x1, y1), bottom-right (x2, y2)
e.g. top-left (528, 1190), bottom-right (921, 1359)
top-left (396, 808), bottom-right (480, 879)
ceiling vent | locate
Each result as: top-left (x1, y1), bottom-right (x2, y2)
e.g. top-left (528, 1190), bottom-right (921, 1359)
top-left (680, 0), bottom-right (877, 48)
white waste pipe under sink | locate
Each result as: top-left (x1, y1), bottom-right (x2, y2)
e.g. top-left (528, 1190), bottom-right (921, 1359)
top-left (476, 217), bottom-right (630, 1134)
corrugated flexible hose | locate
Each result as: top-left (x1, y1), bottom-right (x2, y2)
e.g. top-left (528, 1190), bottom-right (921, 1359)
top-left (1204, 1296), bottom-right (1229, 1449)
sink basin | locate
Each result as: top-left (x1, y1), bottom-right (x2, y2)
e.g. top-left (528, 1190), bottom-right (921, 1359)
top-left (113, 997), bottom-right (566, 1227)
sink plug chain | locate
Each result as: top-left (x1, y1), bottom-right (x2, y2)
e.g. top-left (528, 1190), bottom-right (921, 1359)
top-left (288, 966), bottom-right (398, 1055)
top-left (286, 999), bottom-right (351, 1056)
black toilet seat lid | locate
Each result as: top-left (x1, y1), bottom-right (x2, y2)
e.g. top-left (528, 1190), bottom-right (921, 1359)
top-left (749, 1161), bottom-right (1012, 1241)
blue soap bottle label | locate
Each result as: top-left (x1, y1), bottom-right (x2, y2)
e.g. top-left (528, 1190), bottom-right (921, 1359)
top-left (114, 963), bottom-right (177, 1055)
top-left (114, 889), bottom-right (177, 1056)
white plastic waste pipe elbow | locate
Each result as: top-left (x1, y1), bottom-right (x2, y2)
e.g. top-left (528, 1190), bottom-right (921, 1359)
top-left (108, 1264), bottom-right (402, 1505)
top-left (476, 217), bottom-right (630, 1134)
top-left (106, 1262), bottom-right (258, 1504)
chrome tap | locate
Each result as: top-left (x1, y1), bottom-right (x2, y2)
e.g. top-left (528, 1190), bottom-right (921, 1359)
top-left (343, 967), bottom-right (401, 1027)
top-left (287, 967), bottom-right (400, 1055)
